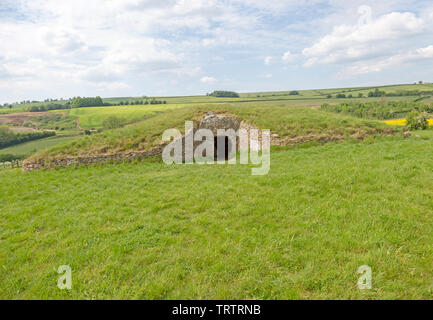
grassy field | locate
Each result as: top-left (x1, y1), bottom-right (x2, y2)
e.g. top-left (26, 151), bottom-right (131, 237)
top-left (0, 136), bottom-right (80, 157)
top-left (69, 104), bottom-right (186, 129)
top-left (1, 130), bottom-right (432, 299)
top-left (103, 83), bottom-right (433, 105)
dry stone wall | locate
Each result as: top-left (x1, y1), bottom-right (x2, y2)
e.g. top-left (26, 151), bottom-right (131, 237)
top-left (22, 112), bottom-right (243, 171)
top-left (22, 145), bottom-right (166, 171)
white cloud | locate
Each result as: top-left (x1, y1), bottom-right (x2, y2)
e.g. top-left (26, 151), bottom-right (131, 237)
top-left (233, 0), bottom-right (303, 13)
top-left (339, 45), bottom-right (433, 76)
top-left (303, 6), bottom-right (425, 66)
top-left (264, 56), bottom-right (272, 65)
top-left (282, 50), bottom-right (295, 63)
top-left (200, 76), bottom-right (217, 83)
top-left (40, 27), bottom-right (87, 54)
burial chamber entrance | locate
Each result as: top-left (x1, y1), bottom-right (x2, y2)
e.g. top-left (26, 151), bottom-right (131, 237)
top-left (184, 111), bottom-right (240, 162)
top-left (214, 136), bottom-right (232, 161)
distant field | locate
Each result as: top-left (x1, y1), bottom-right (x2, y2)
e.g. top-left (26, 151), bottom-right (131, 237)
top-left (101, 95), bottom-right (416, 108)
top-left (67, 92), bottom-right (430, 131)
top-left (69, 104), bottom-right (186, 129)
top-left (3, 83), bottom-right (433, 114)
top-left (0, 135), bottom-right (80, 156)
top-left (0, 108), bottom-right (25, 114)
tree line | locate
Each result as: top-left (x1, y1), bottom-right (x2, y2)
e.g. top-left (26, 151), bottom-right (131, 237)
top-left (0, 126), bottom-right (56, 149)
top-left (117, 99), bottom-right (167, 105)
top-left (207, 91), bottom-right (240, 98)
top-left (26, 97), bottom-right (168, 112)
top-left (328, 88), bottom-right (433, 99)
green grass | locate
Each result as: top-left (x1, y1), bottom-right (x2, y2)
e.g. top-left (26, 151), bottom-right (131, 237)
top-left (0, 136), bottom-right (80, 156)
top-left (69, 104), bottom-right (186, 129)
top-left (1, 131), bottom-right (432, 299)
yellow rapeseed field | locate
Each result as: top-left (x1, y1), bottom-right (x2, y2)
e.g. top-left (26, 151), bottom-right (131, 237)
top-left (383, 119), bottom-right (433, 126)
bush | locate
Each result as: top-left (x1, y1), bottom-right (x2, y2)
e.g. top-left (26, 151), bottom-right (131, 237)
top-left (368, 88), bottom-right (386, 97)
top-left (0, 126), bottom-right (56, 148)
top-left (102, 116), bottom-right (125, 130)
top-left (406, 111), bottom-right (428, 130)
top-left (0, 154), bottom-right (24, 162)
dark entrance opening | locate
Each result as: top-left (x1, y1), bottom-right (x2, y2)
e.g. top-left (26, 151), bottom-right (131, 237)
top-left (214, 136), bottom-right (232, 161)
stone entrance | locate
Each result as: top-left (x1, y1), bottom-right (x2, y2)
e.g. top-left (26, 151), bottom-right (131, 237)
top-left (199, 112), bottom-right (239, 161)
top-left (214, 136), bottom-right (232, 161)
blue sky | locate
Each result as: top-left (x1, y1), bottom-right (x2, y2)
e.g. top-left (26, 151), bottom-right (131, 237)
top-left (1, 0), bottom-right (433, 103)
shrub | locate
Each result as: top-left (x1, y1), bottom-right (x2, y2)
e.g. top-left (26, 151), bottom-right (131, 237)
top-left (0, 126), bottom-right (56, 148)
top-left (0, 154), bottom-right (25, 162)
top-left (406, 111), bottom-right (428, 130)
top-left (368, 88), bottom-right (386, 97)
top-left (102, 116), bottom-right (125, 130)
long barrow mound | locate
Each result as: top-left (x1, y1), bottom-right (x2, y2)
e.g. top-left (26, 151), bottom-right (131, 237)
top-left (22, 104), bottom-right (397, 171)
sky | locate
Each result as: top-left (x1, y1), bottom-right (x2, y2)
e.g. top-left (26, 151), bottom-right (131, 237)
top-left (1, 0), bottom-right (433, 103)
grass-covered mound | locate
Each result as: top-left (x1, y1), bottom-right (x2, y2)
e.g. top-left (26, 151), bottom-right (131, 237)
top-left (1, 130), bottom-right (432, 299)
top-left (28, 103), bottom-right (396, 163)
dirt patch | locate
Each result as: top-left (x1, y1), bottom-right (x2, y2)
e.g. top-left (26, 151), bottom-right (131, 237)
top-left (9, 127), bottom-right (39, 133)
top-left (76, 118), bottom-right (83, 130)
top-left (0, 112), bottom-right (48, 127)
